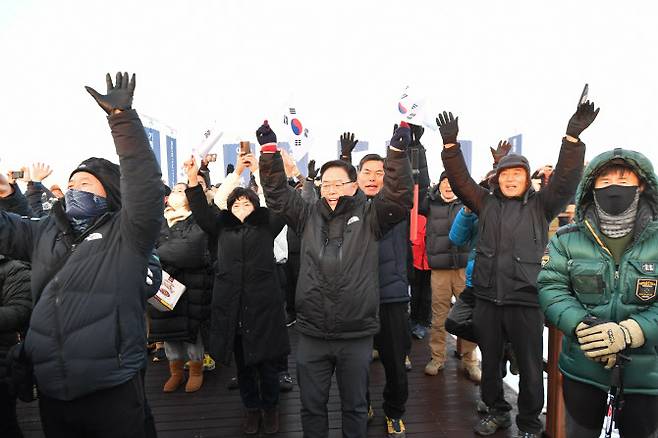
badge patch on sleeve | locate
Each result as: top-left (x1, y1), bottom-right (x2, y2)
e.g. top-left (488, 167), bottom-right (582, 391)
top-left (641, 262), bottom-right (656, 273)
top-left (636, 278), bottom-right (658, 301)
top-left (541, 255), bottom-right (550, 267)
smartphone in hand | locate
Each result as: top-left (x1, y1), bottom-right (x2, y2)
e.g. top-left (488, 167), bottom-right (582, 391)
top-left (239, 141), bottom-right (251, 156)
top-left (10, 171), bottom-right (24, 179)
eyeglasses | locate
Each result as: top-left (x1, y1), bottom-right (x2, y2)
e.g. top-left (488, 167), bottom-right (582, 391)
top-left (319, 180), bottom-right (355, 191)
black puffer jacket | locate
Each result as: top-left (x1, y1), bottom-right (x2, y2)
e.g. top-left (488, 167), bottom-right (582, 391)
top-left (0, 184), bottom-right (33, 217)
top-left (0, 256), bottom-right (31, 379)
top-left (423, 185), bottom-right (470, 270)
top-left (442, 138), bottom-right (585, 306)
top-left (259, 147), bottom-right (413, 339)
top-left (378, 220), bottom-right (410, 304)
top-left (186, 185), bottom-right (290, 367)
top-left (148, 216), bottom-right (213, 345)
top-left (0, 110), bottom-right (163, 400)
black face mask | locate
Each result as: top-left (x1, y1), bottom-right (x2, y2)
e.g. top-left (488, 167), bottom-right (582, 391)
top-left (593, 185), bottom-right (639, 216)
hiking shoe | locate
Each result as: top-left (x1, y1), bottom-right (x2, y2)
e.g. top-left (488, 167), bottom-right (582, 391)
top-left (517, 432), bottom-right (541, 438)
top-left (279, 372), bottom-right (293, 392)
top-left (385, 416), bottom-right (406, 437)
top-left (411, 324), bottom-right (427, 340)
top-left (474, 412), bottom-right (512, 436)
top-left (203, 353), bottom-right (216, 371)
top-left (405, 355), bottom-right (412, 372)
top-left (367, 404), bottom-right (375, 423)
top-left (424, 359), bottom-right (445, 376)
top-left (463, 362), bottom-right (482, 383)
top-left (226, 376), bottom-right (239, 390)
top-left (262, 407), bottom-right (280, 434)
top-left (242, 409), bottom-right (260, 435)
top-left (152, 347), bottom-right (166, 362)
top-left (476, 400), bottom-right (489, 414)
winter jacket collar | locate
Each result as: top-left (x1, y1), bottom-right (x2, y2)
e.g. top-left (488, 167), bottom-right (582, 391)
top-left (220, 207), bottom-right (270, 228)
top-left (318, 190), bottom-right (365, 220)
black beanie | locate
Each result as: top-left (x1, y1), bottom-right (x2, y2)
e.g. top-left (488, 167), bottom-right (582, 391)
top-left (496, 154), bottom-right (530, 176)
top-left (69, 157), bottom-right (121, 211)
top-left (439, 171), bottom-right (448, 184)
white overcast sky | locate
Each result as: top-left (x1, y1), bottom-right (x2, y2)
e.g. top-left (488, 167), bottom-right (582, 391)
top-left (1, 0), bottom-right (657, 187)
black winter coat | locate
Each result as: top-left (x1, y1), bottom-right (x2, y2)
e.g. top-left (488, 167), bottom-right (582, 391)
top-left (186, 185), bottom-right (290, 367)
top-left (0, 256), bottom-right (31, 379)
top-left (442, 138), bottom-right (585, 306)
top-left (148, 216), bottom-right (213, 345)
top-left (259, 147), bottom-right (413, 340)
top-left (0, 110), bottom-right (163, 400)
top-left (422, 186), bottom-right (470, 270)
top-left (0, 184), bottom-right (33, 217)
top-left (378, 220), bottom-right (411, 304)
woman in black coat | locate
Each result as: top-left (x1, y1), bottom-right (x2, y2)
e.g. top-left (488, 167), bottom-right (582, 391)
top-left (148, 182), bottom-right (213, 393)
top-left (184, 157), bottom-right (290, 436)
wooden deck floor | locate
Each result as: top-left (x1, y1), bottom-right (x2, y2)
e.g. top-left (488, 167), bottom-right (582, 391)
top-left (17, 329), bottom-right (529, 437)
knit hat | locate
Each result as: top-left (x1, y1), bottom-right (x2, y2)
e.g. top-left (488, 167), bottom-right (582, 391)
top-left (496, 154), bottom-right (530, 176)
top-left (69, 157), bottom-right (121, 211)
top-left (439, 171), bottom-right (449, 184)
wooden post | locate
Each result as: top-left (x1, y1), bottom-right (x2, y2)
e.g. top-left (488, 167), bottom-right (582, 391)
top-left (545, 324), bottom-right (566, 438)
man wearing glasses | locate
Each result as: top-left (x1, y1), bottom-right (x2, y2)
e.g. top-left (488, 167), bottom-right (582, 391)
top-left (258, 121), bottom-right (413, 438)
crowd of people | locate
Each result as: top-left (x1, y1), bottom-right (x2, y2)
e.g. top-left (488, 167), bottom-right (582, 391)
top-left (0, 72), bottom-right (656, 438)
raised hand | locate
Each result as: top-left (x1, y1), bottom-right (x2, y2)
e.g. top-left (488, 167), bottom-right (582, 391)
top-left (183, 155), bottom-right (199, 186)
top-left (436, 111), bottom-right (459, 145)
top-left (390, 122), bottom-right (411, 151)
top-left (85, 72), bottom-right (136, 115)
top-left (490, 140), bottom-right (512, 165)
top-left (31, 162), bottom-right (53, 182)
top-left (256, 120), bottom-right (277, 145)
top-left (340, 132), bottom-right (358, 158)
top-left (566, 100), bottom-right (600, 139)
top-left (307, 159), bottom-right (319, 181)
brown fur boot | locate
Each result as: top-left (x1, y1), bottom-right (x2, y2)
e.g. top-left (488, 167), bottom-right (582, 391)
top-left (163, 360), bottom-right (185, 392)
top-left (185, 360), bottom-right (204, 393)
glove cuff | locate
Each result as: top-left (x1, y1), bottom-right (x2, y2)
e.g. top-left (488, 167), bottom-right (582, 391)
top-left (620, 319), bottom-right (645, 348)
top-left (260, 143), bottom-right (278, 154)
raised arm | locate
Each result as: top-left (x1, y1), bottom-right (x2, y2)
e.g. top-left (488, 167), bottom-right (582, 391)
top-left (371, 124), bottom-right (414, 237)
top-left (185, 156), bottom-right (223, 236)
top-left (437, 111), bottom-right (488, 214)
top-left (539, 97), bottom-right (598, 220)
top-left (256, 122), bottom-right (311, 235)
top-left (85, 72), bottom-right (164, 255)
top-left (301, 160), bottom-right (319, 203)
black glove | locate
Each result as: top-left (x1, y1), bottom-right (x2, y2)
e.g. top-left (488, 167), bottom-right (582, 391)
top-left (390, 122), bottom-right (411, 151)
top-left (566, 101), bottom-right (600, 139)
top-left (226, 164), bottom-right (235, 175)
top-left (307, 159), bottom-right (318, 181)
top-left (256, 121), bottom-right (277, 145)
top-left (436, 111), bottom-right (459, 145)
top-left (490, 140), bottom-right (512, 166)
top-left (85, 72), bottom-right (135, 115)
top-left (340, 132), bottom-right (358, 159)
top-left (410, 123), bottom-right (424, 146)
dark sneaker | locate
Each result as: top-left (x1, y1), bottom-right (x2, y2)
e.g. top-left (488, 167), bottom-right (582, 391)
top-left (411, 324), bottom-right (428, 340)
top-left (476, 400), bottom-right (489, 414)
top-left (226, 376), bottom-right (239, 390)
top-left (152, 347), bottom-right (166, 362)
top-left (385, 416), bottom-right (406, 437)
top-left (242, 409), bottom-right (260, 435)
top-left (517, 432), bottom-right (541, 438)
top-left (279, 372), bottom-right (294, 392)
top-left (474, 412), bottom-right (512, 436)
top-left (262, 407), bottom-right (279, 434)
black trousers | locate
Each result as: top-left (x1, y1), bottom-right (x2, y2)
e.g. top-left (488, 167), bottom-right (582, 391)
top-left (284, 253), bottom-right (300, 317)
top-left (140, 367), bottom-right (157, 438)
top-left (297, 333), bottom-right (372, 438)
top-left (39, 373), bottom-right (145, 438)
top-left (409, 268), bottom-right (432, 327)
top-left (234, 335), bottom-right (280, 411)
top-left (474, 298), bottom-right (544, 434)
top-left (0, 381), bottom-right (22, 438)
top-left (563, 376), bottom-right (658, 438)
top-left (371, 302), bottom-right (411, 419)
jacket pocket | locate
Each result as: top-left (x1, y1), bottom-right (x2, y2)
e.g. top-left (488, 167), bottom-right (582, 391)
top-left (625, 260), bottom-right (658, 305)
top-left (513, 256), bottom-right (541, 291)
top-left (568, 259), bottom-right (608, 306)
top-left (473, 249), bottom-right (495, 288)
